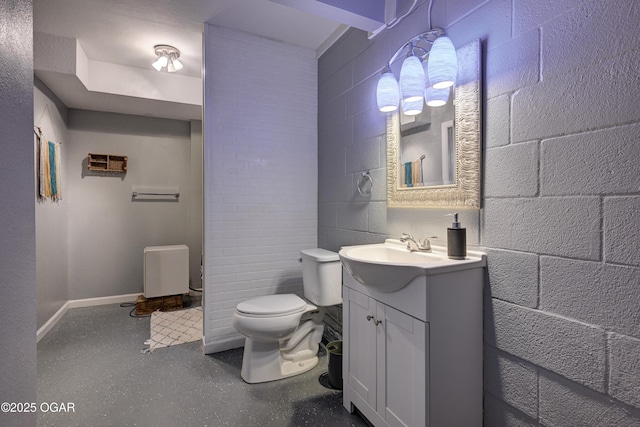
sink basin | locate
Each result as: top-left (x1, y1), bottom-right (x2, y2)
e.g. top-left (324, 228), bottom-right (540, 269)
top-left (339, 239), bottom-right (486, 293)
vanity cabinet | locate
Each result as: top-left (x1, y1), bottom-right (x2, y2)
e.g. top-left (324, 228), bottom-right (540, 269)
top-left (342, 266), bottom-right (483, 427)
top-left (344, 286), bottom-right (426, 427)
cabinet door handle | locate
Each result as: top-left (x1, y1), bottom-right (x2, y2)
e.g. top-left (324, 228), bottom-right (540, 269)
top-left (366, 315), bottom-right (382, 326)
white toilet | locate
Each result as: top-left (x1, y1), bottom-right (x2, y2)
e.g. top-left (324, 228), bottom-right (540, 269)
top-left (232, 248), bottom-right (342, 383)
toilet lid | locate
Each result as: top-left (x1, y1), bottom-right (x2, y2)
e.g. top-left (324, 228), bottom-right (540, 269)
top-left (236, 294), bottom-right (307, 316)
top-left (300, 248), bottom-right (339, 262)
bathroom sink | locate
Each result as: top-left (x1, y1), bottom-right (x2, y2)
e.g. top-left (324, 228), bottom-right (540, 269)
top-left (339, 239), bottom-right (486, 293)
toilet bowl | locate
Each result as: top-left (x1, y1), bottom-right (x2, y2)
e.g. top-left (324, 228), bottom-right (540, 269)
top-left (232, 248), bottom-right (342, 383)
top-left (233, 294), bottom-right (317, 342)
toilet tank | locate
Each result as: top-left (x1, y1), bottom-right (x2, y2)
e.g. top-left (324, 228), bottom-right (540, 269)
top-left (300, 248), bottom-right (342, 306)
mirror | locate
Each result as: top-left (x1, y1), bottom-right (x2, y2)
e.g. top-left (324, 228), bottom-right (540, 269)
top-left (387, 39), bottom-right (481, 209)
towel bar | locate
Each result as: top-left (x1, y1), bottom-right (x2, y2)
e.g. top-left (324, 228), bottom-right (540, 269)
top-left (132, 192), bottom-right (180, 198)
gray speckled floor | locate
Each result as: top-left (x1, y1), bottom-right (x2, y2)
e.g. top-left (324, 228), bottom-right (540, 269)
top-left (37, 303), bottom-right (370, 427)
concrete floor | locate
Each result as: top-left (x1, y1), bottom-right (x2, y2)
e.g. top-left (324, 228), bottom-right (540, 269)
top-left (37, 303), bottom-right (370, 427)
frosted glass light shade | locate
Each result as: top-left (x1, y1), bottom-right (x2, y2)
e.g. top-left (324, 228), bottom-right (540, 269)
top-left (402, 98), bottom-right (423, 116)
top-left (399, 56), bottom-right (425, 103)
top-left (376, 71), bottom-right (400, 112)
top-left (168, 56), bottom-right (183, 73)
top-left (152, 57), bottom-right (164, 71)
top-left (428, 36), bottom-right (457, 89)
top-left (424, 66), bottom-right (450, 107)
top-left (152, 55), bottom-right (168, 71)
top-left (171, 58), bottom-right (183, 71)
top-left (425, 86), bottom-right (450, 107)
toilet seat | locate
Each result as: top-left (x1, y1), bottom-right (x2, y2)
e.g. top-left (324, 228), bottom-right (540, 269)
top-left (236, 294), bottom-right (308, 317)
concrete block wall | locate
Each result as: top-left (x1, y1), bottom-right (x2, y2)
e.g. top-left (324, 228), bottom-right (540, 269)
top-left (318, 0), bottom-right (640, 424)
top-left (202, 25), bottom-right (318, 352)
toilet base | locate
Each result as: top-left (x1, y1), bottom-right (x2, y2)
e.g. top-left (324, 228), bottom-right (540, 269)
top-left (240, 338), bottom-right (319, 384)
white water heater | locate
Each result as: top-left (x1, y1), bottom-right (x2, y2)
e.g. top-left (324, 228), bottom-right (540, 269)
top-left (144, 244), bottom-right (189, 298)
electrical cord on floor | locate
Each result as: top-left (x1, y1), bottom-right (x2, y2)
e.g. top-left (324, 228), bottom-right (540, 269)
top-left (119, 302), bottom-right (151, 318)
top-left (120, 294), bottom-right (202, 317)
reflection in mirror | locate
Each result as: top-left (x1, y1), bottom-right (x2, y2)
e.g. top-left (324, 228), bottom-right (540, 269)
top-left (399, 88), bottom-right (455, 187)
top-left (387, 39), bottom-right (481, 209)
top-left (441, 119), bottom-right (455, 185)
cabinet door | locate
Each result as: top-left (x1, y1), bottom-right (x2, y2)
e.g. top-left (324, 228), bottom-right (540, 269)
top-left (379, 303), bottom-right (427, 427)
top-left (345, 288), bottom-right (378, 409)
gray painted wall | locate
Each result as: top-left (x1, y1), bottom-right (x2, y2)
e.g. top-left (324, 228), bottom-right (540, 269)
top-left (318, 0), bottom-right (640, 425)
top-left (34, 78), bottom-right (70, 328)
top-left (32, 90), bottom-right (203, 327)
top-left (66, 110), bottom-right (196, 300)
top-left (0, 0), bottom-right (37, 425)
top-left (189, 120), bottom-right (203, 290)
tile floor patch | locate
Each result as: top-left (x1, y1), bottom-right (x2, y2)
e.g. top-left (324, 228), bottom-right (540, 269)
top-left (145, 307), bottom-right (202, 352)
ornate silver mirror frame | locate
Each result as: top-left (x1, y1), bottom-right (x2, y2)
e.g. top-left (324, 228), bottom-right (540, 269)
top-left (387, 39), bottom-right (481, 209)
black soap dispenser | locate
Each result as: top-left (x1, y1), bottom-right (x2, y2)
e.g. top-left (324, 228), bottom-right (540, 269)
top-left (447, 213), bottom-right (467, 260)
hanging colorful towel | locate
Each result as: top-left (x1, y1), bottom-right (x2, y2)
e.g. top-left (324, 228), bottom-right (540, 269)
top-left (404, 162), bottom-right (413, 187)
top-left (37, 131), bottom-right (62, 201)
top-left (412, 159), bottom-right (421, 187)
top-left (403, 158), bottom-right (423, 187)
top-left (49, 141), bottom-right (57, 196)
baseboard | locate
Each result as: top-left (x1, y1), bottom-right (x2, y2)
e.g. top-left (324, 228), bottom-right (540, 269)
top-left (203, 335), bottom-right (244, 354)
top-left (36, 302), bottom-right (71, 343)
top-left (67, 293), bottom-right (139, 309)
top-left (36, 293), bottom-right (140, 343)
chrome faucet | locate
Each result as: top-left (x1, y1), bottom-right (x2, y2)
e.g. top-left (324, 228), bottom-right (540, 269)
top-left (400, 233), bottom-right (437, 252)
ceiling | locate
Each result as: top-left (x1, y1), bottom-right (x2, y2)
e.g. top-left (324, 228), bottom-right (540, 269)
top-left (33, 0), bottom-right (390, 121)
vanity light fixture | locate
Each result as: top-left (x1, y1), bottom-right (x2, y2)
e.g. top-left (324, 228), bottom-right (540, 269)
top-left (152, 45), bottom-right (183, 72)
top-left (376, 67), bottom-right (400, 112)
top-left (428, 36), bottom-right (457, 89)
top-left (399, 53), bottom-right (425, 103)
top-left (423, 60), bottom-right (450, 107)
top-left (424, 70), bottom-right (450, 107)
top-left (402, 97), bottom-right (424, 116)
top-left (425, 86), bottom-right (450, 107)
top-left (375, 29), bottom-right (457, 113)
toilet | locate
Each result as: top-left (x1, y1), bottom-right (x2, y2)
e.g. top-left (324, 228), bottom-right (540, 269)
top-left (232, 248), bottom-right (342, 383)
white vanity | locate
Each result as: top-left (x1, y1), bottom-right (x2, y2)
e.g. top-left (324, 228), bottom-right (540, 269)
top-left (339, 240), bottom-right (486, 427)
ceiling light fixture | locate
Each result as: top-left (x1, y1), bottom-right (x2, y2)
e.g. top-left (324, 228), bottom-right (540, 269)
top-left (152, 45), bottom-right (183, 73)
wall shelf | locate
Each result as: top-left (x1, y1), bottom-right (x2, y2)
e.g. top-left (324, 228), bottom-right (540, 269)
top-left (88, 153), bottom-right (128, 173)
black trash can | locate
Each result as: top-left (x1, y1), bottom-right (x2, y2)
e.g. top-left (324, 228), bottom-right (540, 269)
top-left (326, 340), bottom-right (343, 390)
